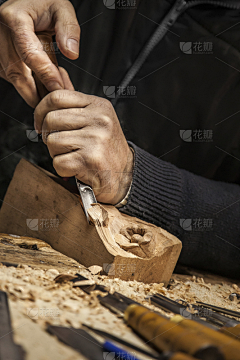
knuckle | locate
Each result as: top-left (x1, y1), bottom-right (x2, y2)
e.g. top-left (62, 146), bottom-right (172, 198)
top-left (48, 91), bottom-right (65, 106)
top-left (23, 50), bottom-right (39, 66)
top-left (0, 7), bottom-right (15, 23)
top-left (68, 23), bottom-right (81, 34)
top-left (99, 114), bottom-right (113, 129)
top-left (35, 64), bottom-right (55, 82)
top-left (5, 68), bottom-right (22, 83)
top-left (0, 8), bottom-right (25, 31)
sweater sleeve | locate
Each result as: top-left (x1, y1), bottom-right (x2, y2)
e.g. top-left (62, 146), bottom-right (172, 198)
top-left (120, 142), bottom-right (240, 278)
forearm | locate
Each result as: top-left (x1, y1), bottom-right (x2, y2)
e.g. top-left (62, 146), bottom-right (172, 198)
top-left (120, 142), bottom-right (240, 278)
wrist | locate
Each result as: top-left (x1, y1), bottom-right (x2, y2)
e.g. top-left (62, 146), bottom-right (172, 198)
top-left (112, 146), bottom-right (134, 206)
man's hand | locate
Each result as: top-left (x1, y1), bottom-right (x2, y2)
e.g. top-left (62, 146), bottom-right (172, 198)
top-left (34, 89), bottom-right (134, 204)
top-left (0, 0), bottom-right (80, 107)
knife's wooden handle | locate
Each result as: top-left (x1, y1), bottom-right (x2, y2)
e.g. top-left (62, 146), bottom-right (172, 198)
top-left (169, 354), bottom-right (198, 360)
top-left (124, 304), bottom-right (224, 360)
top-left (171, 314), bottom-right (240, 359)
top-left (220, 324), bottom-right (240, 339)
top-left (34, 32), bottom-right (59, 99)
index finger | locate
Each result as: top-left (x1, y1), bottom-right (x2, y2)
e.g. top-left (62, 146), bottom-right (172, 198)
top-left (12, 14), bottom-right (64, 92)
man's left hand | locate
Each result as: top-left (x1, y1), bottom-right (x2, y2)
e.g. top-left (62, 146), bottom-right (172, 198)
top-left (34, 87), bottom-right (133, 204)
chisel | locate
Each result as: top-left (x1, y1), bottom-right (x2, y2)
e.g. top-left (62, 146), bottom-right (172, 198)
top-left (0, 291), bottom-right (25, 360)
top-left (68, 274), bottom-right (223, 360)
top-left (100, 297), bottom-right (223, 360)
top-left (194, 302), bottom-right (240, 341)
top-left (150, 293), bottom-right (240, 359)
top-left (152, 293), bottom-right (240, 340)
top-left (34, 32), bottom-right (97, 223)
top-left (48, 325), bottom-right (142, 360)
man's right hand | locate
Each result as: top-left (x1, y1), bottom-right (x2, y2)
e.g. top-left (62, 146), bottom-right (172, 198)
top-left (0, 0), bottom-right (80, 107)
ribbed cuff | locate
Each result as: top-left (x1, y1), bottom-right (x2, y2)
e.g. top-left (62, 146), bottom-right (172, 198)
top-left (119, 142), bottom-right (184, 237)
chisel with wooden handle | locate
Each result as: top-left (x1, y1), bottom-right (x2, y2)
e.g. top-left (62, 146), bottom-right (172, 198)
top-left (151, 293), bottom-right (240, 348)
top-left (33, 32), bottom-right (96, 223)
top-left (67, 273), bottom-right (219, 360)
top-left (123, 304), bottom-right (224, 360)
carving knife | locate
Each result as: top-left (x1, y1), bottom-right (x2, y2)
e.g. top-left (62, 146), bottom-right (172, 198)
top-left (34, 32), bottom-right (97, 223)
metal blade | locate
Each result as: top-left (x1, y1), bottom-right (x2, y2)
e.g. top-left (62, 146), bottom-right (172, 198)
top-left (76, 179), bottom-right (97, 223)
top-left (196, 301), bottom-right (240, 320)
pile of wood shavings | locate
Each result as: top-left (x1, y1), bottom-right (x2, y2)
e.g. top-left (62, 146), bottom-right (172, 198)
top-left (1, 263), bottom-right (240, 330)
top-left (1, 261), bottom-right (240, 360)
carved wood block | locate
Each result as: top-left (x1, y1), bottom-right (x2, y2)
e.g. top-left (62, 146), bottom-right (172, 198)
top-left (0, 159), bottom-right (182, 285)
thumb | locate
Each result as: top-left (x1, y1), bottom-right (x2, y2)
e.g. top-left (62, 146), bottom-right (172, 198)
top-left (53, 2), bottom-right (80, 60)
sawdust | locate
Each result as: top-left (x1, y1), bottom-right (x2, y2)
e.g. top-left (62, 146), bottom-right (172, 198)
top-left (0, 234), bottom-right (240, 359)
top-left (0, 263), bottom-right (240, 329)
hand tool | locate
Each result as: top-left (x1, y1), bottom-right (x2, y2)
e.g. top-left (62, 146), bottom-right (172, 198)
top-left (196, 301), bottom-right (240, 319)
top-left (82, 324), bottom-right (162, 359)
top-left (102, 341), bottom-right (142, 360)
top-left (0, 291), bottom-right (25, 360)
top-left (150, 293), bottom-right (240, 359)
top-left (34, 32), bottom-right (97, 223)
top-left (68, 274), bottom-right (223, 359)
top-left (151, 293), bottom-right (240, 337)
top-left (149, 293), bottom-right (217, 329)
top-left (194, 302), bottom-right (240, 340)
top-left (48, 325), bottom-right (143, 360)
top-left (48, 324), bottom-right (195, 360)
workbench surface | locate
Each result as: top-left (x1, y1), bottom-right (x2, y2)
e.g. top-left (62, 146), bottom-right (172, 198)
top-left (0, 233), bottom-right (239, 360)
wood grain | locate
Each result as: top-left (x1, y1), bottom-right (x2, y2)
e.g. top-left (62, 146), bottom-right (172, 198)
top-left (0, 159), bottom-right (182, 285)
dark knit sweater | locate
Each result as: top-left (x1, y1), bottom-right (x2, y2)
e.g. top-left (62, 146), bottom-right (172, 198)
top-left (121, 142), bottom-right (240, 278)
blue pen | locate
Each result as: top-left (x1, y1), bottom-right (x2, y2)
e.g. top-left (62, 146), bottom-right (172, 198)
top-left (103, 340), bottom-right (142, 360)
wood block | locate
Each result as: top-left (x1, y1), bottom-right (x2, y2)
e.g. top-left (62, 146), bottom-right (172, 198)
top-left (0, 233), bottom-right (83, 271)
top-left (0, 159), bottom-right (182, 285)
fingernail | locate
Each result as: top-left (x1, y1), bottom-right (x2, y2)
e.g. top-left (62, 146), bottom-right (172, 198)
top-left (67, 39), bottom-right (79, 55)
top-left (47, 81), bottom-right (63, 92)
